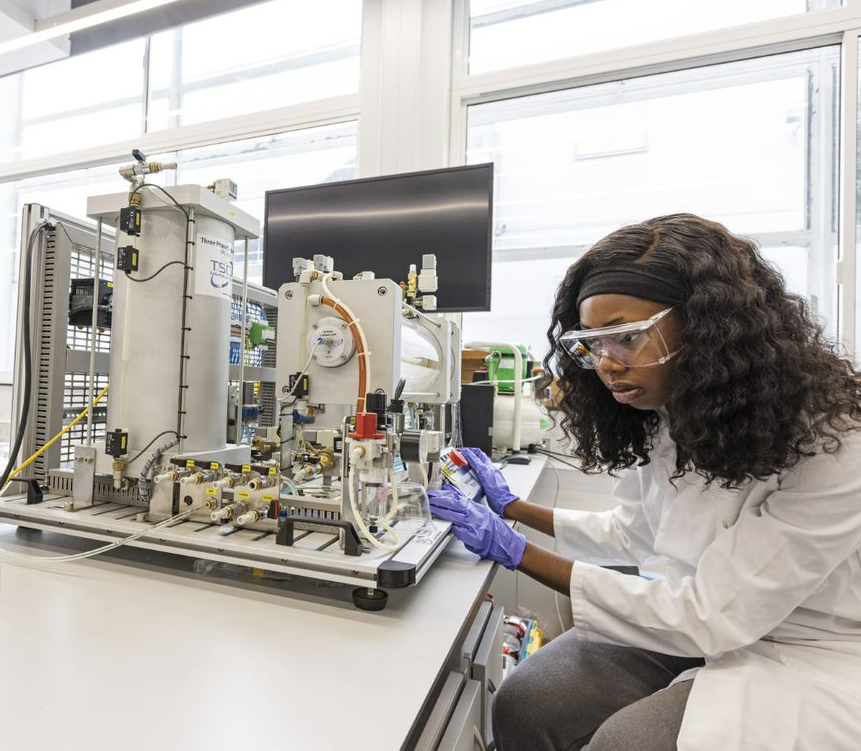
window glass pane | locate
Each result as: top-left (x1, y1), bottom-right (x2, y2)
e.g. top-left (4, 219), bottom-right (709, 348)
top-left (166, 122), bottom-right (358, 284)
top-left (0, 41), bottom-right (145, 164)
top-left (465, 48), bottom-right (840, 359)
top-left (469, 0), bottom-right (842, 74)
top-left (0, 164), bottom-right (123, 376)
top-left (147, 0), bottom-right (362, 131)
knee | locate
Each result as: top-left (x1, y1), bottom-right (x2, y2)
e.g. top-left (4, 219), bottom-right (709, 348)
top-left (491, 664), bottom-right (531, 742)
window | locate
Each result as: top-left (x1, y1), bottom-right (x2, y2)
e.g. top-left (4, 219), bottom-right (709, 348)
top-left (464, 47), bottom-right (840, 359)
top-left (468, 0), bottom-right (842, 74)
top-left (0, 41), bottom-right (146, 165)
top-left (167, 121), bottom-right (358, 284)
top-left (146, 0), bottom-right (362, 131)
top-left (0, 164), bottom-right (123, 377)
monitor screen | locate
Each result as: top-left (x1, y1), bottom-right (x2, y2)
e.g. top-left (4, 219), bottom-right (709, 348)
top-left (263, 163), bottom-right (494, 312)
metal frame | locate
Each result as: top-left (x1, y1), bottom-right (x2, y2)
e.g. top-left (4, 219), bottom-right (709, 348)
top-left (0, 493), bottom-right (453, 589)
top-left (6, 205), bottom-right (116, 489)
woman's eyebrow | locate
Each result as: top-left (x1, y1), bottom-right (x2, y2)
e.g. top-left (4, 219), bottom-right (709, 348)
top-left (582, 315), bottom-right (625, 328)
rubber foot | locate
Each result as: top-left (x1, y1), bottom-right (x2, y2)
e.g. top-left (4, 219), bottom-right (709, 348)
top-left (352, 587), bottom-right (388, 611)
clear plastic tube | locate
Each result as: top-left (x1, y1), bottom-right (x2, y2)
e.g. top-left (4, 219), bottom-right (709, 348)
top-left (0, 507), bottom-right (197, 566)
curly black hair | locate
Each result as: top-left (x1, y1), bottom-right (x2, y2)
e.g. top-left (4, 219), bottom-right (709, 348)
top-left (542, 213), bottom-right (861, 488)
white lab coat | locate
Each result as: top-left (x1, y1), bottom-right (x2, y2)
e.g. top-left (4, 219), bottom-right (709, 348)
top-left (553, 423), bottom-right (861, 750)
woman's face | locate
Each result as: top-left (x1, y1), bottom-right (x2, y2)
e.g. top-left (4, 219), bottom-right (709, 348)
top-left (576, 294), bottom-right (682, 411)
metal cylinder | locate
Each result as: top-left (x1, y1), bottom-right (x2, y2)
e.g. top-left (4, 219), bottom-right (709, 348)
top-left (107, 204), bottom-right (234, 455)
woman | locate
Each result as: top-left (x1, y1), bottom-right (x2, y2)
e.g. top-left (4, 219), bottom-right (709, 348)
top-left (428, 213), bottom-right (861, 751)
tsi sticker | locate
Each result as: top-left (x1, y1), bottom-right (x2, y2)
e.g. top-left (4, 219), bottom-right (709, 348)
top-left (195, 234), bottom-right (234, 300)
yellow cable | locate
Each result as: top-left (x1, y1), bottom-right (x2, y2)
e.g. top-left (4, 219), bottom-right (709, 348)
top-left (8, 385), bottom-right (109, 481)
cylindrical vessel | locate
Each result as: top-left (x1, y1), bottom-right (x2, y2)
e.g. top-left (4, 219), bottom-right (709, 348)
top-left (399, 319), bottom-right (442, 396)
top-left (493, 395), bottom-right (550, 450)
top-left (107, 204), bottom-right (234, 455)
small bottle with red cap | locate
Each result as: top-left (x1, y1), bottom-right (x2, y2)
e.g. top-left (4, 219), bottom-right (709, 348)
top-left (440, 447), bottom-right (483, 503)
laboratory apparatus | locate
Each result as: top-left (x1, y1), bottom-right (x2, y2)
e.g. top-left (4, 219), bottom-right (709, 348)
top-left (0, 157), bottom-right (464, 609)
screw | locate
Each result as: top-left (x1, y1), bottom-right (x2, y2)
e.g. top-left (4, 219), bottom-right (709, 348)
top-left (312, 323), bottom-right (318, 328)
top-left (282, 385), bottom-right (290, 393)
top-left (377, 286), bottom-right (387, 296)
top-left (285, 290), bottom-right (293, 300)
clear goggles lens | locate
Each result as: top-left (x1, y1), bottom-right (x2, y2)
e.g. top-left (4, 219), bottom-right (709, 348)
top-left (559, 307), bottom-right (677, 370)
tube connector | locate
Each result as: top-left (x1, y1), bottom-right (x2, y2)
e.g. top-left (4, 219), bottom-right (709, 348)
top-left (248, 475), bottom-right (276, 491)
top-left (236, 508), bottom-right (266, 526)
top-left (211, 504), bottom-right (236, 522)
top-left (180, 470), bottom-right (216, 485)
top-left (112, 460), bottom-right (126, 490)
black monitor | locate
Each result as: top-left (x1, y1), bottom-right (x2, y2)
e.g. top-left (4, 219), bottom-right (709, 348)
top-left (263, 163), bottom-right (494, 312)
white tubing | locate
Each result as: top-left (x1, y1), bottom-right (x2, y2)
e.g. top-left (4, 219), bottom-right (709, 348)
top-left (385, 467), bottom-right (400, 521)
top-left (348, 468), bottom-right (399, 552)
top-left (0, 507), bottom-right (197, 566)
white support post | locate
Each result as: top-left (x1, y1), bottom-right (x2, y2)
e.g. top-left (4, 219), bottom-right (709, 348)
top-left (839, 30), bottom-right (859, 358)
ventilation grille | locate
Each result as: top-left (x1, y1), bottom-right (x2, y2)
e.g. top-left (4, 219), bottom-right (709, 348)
top-left (61, 375), bottom-right (108, 462)
top-left (33, 230), bottom-right (58, 479)
top-left (48, 470), bottom-right (146, 507)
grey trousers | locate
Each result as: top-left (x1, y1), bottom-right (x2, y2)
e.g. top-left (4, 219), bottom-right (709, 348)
top-left (491, 629), bottom-right (705, 751)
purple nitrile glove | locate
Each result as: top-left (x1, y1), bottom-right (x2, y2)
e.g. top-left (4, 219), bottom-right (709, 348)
top-left (428, 484), bottom-right (525, 570)
top-left (458, 447), bottom-right (519, 517)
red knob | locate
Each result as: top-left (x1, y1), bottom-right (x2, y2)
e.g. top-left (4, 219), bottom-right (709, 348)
top-left (349, 412), bottom-right (383, 440)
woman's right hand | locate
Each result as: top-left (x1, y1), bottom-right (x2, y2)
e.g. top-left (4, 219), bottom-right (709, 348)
top-left (458, 447), bottom-right (519, 517)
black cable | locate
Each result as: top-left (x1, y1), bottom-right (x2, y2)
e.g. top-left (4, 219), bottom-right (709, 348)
top-left (125, 430), bottom-right (179, 465)
top-left (54, 221), bottom-right (80, 249)
top-left (124, 260), bottom-right (187, 283)
top-left (131, 183), bottom-right (189, 219)
top-left (1, 221), bottom-right (50, 493)
top-left (532, 448), bottom-right (585, 472)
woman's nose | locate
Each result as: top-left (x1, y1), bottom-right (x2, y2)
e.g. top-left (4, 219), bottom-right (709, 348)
top-left (596, 354), bottom-right (627, 374)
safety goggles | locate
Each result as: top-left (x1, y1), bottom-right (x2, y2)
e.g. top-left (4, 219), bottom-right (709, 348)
top-left (559, 307), bottom-right (679, 369)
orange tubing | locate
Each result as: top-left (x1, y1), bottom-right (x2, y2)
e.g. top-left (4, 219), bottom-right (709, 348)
top-left (320, 297), bottom-right (367, 412)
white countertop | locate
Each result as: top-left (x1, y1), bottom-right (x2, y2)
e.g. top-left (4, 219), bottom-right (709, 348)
top-left (0, 455), bottom-right (546, 751)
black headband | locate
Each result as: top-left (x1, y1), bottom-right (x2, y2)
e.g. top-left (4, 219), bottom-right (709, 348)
top-left (576, 260), bottom-right (687, 309)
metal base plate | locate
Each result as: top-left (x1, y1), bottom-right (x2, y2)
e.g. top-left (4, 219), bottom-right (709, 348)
top-left (0, 494), bottom-right (452, 589)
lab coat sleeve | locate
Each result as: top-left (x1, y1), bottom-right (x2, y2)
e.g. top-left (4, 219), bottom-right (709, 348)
top-left (553, 469), bottom-right (657, 566)
top-left (569, 431), bottom-right (861, 657)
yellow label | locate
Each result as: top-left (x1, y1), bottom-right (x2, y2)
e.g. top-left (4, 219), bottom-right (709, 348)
top-left (262, 494), bottom-right (274, 502)
top-left (268, 467), bottom-right (277, 476)
top-left (132, 251), bottom-right (138, 264)
top-left (186, 459), bottom-right (195, 468)
top-left (205, 488), bottom-right (218, 497)
top-left (107, 281), bottom-right (114, 288)
top-left (241, 464), bottom-right (251, 473)
top-left (237, 490), bottom-right (251, 500)
top-left (210, 462), bottom-right (219, 470)
top-left (121, 436), bottom-right (127, 449)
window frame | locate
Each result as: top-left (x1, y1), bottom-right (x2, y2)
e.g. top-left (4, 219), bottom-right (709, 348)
top-left (450, 0), bottom-right (861, 356)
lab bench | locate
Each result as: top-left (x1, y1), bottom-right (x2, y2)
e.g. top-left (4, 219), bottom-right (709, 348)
top-left (0, 456), bottom-right (546, 751)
